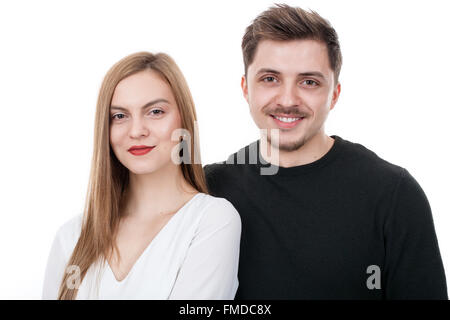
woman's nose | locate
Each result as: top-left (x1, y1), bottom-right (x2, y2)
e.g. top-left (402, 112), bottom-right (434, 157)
top-left (129, 118), bottom-right (150, 139)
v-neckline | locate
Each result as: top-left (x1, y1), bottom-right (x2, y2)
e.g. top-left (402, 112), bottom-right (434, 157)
top-left (106, 192), bottom-right (201, 284)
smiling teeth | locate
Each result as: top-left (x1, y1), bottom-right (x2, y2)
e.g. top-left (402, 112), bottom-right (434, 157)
top-left (274, 116), bottom-right (301, 123)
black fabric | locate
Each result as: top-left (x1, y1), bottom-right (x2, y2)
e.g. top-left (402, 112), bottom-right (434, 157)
top-left (204, 135), bottom-right (447, 299)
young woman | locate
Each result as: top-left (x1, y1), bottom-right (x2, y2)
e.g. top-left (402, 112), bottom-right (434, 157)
top-left (42, 52), bottom-right (241, 299)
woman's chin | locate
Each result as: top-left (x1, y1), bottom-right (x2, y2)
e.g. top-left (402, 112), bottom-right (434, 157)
top-left (126, 165), bottom-right (158, 176)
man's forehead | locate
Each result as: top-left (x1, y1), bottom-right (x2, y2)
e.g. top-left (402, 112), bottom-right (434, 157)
top-left (249, 39), bottom-right (332, 76)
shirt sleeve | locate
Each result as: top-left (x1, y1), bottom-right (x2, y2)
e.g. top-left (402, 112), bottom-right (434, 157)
top-left (42, 230), bottom-right (67, 300)
top-left (383, 169), bottom-right (448, 299)
top-left (168, 198), bottom-right (242, 300)
top-left (42, 215), bottom-right (81, 300)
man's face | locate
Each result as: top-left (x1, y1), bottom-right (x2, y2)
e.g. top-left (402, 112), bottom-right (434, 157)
top-left (242, 39), bottom-right (341, 151)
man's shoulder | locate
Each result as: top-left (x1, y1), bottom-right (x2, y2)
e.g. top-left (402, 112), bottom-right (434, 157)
top-left (339, 136), bottom-right (405, 177)
top-left (203, 143), bottom-right (258, 197)
top-left (204, 142), bottom-right (256, 177)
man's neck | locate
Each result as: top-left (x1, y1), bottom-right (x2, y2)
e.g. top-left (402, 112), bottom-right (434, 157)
top-left (264, 132), bottom-right (335, 168)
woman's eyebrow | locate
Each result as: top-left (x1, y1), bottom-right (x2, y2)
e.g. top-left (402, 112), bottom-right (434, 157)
top-left (110, 98), bottom-right (169, 112)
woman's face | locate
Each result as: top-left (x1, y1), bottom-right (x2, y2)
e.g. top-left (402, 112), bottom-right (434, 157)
top-left (109, 70), bottom-right (182, 175)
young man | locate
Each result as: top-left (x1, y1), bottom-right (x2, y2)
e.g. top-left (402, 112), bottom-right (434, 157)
top-left (204, 4), bottom-right (447, 299)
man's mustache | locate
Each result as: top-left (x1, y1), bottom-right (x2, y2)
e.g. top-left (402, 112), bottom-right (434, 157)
top-left (263, 106), bottom-right (310, 118)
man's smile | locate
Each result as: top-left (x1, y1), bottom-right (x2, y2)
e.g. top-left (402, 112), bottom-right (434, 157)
top-left (269, 114), bottom-right (305, 129)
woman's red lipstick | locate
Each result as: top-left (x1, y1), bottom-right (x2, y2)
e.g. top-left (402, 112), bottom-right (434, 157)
top-left (128, 145), bottom-right (155, 156)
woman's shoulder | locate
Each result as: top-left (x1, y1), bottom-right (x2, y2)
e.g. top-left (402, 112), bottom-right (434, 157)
top-left (53, 213), bottom-right (83, 256)
top-left (191, 193), bottom-right (241, 229)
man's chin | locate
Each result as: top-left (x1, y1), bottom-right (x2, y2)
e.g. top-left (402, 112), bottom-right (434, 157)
top-left (268, 136), bottom-right (307, 152)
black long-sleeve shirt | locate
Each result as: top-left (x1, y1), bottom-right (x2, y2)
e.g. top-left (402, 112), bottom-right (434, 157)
top-left (204, 135), bottom-right (447, 299)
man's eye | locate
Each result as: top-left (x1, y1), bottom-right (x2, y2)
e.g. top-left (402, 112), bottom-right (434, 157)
top-left (302, 79), bottom-right (319, 86)
top-left (262, 76), bottom-right (277, 83)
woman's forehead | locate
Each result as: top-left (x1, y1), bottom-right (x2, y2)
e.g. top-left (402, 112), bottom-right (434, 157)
top-left (111, 70), bottom-right (175, 109)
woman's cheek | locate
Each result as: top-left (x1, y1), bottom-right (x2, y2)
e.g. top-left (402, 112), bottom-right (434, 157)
top-left (109, 126), bottom-right (125, 155)
top-left (161, 112), bottom-right (182, 140)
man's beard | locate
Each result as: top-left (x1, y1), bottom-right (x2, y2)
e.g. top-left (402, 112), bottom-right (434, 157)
top-left (267, 133), bottom-right (308, 152)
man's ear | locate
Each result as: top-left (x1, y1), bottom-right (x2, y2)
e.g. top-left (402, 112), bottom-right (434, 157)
top-left (241, 75), bottom-right (249, 103)
top-left (330, 82), bottom-right (341, 111)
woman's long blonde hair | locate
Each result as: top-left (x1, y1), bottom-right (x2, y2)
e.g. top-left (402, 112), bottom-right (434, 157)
top-left (58, 52), bottom-right (208, 299)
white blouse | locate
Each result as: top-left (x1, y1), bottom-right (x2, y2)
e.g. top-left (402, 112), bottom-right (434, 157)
top-left (42, 193), bottom-right (241, 299)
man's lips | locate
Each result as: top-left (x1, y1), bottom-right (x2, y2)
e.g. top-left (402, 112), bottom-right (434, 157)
top-left (269, 114), bottom-right (305, 129)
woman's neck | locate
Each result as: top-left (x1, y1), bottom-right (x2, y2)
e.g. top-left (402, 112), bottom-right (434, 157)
top-left (122, 163), bottom-right (198, 221)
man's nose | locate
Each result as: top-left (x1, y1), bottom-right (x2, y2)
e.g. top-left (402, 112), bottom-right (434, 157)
top-left (276, 82), bottom-right (300, 108)
top-left (129, 117), bottom-right (150, 139)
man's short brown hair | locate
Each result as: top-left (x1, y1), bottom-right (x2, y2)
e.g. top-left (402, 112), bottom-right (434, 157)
top-left (242, 4), bottom-right (342, 84)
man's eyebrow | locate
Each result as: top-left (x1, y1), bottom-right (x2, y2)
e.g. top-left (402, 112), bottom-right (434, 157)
top-left (298, 71), bottom-right (326, 80)
top-left (256, 68), bottom-right (281, 76)
top-left (110, 98), bottom-right (169, 112)
top-left (256, 68), bottom-right (326, 79)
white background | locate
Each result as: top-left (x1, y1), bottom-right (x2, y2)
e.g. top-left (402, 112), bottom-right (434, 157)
top-left (0, 0), bottom-right (449, 299)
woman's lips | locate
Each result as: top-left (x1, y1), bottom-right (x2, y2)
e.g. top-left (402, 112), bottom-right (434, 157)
top-left (128, 146), bottom-right (155, 156)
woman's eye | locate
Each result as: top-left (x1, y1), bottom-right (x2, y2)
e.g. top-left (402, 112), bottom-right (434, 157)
top-left (150, 109), bottom-right (164, 116)
top-left (111, 113), bottom-right (126, 120)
